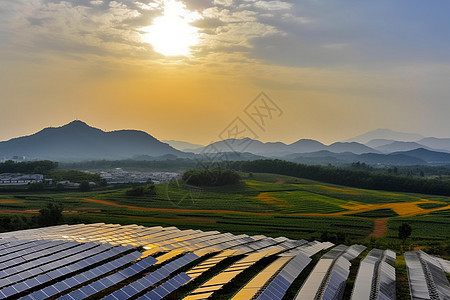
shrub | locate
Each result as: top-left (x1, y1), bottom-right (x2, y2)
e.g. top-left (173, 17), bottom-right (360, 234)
top-left (126, 184), bottom-right (157, 197)
top-left (182, 168), bottom-right (241, 186)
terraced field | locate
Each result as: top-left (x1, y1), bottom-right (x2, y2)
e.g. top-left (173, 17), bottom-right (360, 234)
top-left (0, 173), bottom-right (449, 251)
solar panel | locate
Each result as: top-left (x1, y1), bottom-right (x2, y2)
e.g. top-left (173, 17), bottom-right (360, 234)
top-left (136, 273), bottom-right (191, 300)
top-left (0, 241), bottom-right (89, 280)
top-left (103, 252), bottom-right (198, 300)
top-left (22, 250), bottom-right (140, 299)
top-left (0, 240), bottom-right (59, 265)
top-left (257, 253), bottom-right (311, 300)
top-left (295, 244), bottom-right (365, 300)
top-left (59, 255), bottom-right (155, 300)
top-left (351, 248), bottom-right (396, 300)
top-left (320, 257), bottom-right (350, 300)
top-left (0, 243), bottom-right (121, 298)
top-left (405, 250), bottom-right (450, 300)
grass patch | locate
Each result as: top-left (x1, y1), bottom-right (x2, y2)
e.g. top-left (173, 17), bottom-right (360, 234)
top-left (349, 208), bottom-right (398, 218)
top-left (417, 202), bottom-right (448, 209)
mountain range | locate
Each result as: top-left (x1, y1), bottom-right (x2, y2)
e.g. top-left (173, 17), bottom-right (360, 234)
top-left (1, 121), bottom-right (450, 165)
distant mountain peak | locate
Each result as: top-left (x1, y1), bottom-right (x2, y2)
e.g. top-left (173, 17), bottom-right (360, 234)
top-left (63, 120), bottom-right (91, 128)
top-left (345, 128), bottom-right (424, 144)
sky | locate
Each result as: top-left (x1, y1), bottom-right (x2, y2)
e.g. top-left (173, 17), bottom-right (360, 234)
top-left (1, 0), bottom-right (449, 145)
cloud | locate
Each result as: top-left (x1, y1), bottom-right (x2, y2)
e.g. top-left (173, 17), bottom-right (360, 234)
top-left (214, 0), bottom-right (233, 7)
top-left (1, 0), bottom-right (449, 70)
top-left (253, 1), bottom-right (292, 11)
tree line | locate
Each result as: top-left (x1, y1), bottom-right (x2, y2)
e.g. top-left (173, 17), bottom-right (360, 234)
top-left (183, 168), bottom-right (241, 186)
top-left (230, 159), bottom-right (450, 196)
top-left (0, 202), bottom-right (63, 233)
top-left (0, 160), bottom-right (58, 174)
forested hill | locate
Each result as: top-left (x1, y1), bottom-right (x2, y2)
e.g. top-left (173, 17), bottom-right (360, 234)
top-left (230, 159), bottom-right (450, 196)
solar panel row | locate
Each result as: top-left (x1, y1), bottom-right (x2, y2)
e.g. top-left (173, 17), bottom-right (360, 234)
top-left (0, 223), bottom-right (180, 248)
top-left (185, 251), bottom-right (272, 299)
top-left (295, 244), bottom-right (366, 300)
top-left (405, 250), bottom-right (450, 300)
top-left (19, 246), bottom-right (137, 300)
top-left (280, 241), bottom-right (334, 258)
top-left (0, 240), bottom-right (56, 264)
top-left (57, 255), bottom-right (156, 300)
top-left (232, 256), bottom-right (293, 300)
top-left (0, 242), bottom-right (100, 286)
top-left (320, 256), bottom-right (350, 300)
top-left (0, 243), bottom-right (129, 299)
top-left (350, 248), bottom-right (396, 300)
top-left (103, 252), bottom-right (198, 300)
top-left (136, 272), bottom-right (192, 300)
top-left (0, 240), bottom-right (69, 270)
top-left (257, 252), bottom-right (311, 300)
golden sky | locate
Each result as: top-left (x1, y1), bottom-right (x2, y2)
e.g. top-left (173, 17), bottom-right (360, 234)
top-left (1, 0), bottom-right (449, 145)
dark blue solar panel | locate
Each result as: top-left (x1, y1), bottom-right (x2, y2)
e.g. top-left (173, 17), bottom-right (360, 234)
top-left (90, 280), bottom-right (106, 292)
top-left (23, 249), bottom-right (139, 299)
top-left (0, 242), bottom-right (93, 282)
top-left (0, 240), bottom-right (58, 265)
top-left (257, 254), bottom-right (311, 300)
top-left (104, 254), bottom-right (196, 300)
top-left (136, 272), bottom-right (192, 300)
top-left (1, 286), bottom-right (18, 298)
top-left (0, 243), bottom-right (120, 297)
top-left (58, 254), bottom-right (153, 300)
top-left (122, 285), bottom-right (139, 297)
top-left (13, 282), bottom-right (29, 293)
top-left (59, 288), bottom-right (87, 300)
top-left (0, 240), bottom-right (44, 257)
top-left (53, 281), bottom-right (70, 293)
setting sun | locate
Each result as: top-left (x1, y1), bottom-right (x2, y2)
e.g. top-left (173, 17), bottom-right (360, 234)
top-left (141, 0), bottom-right (201, 56)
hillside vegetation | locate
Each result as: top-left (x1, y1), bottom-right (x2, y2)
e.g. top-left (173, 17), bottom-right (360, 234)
top-left (231, 159), bottom-right (450, 196)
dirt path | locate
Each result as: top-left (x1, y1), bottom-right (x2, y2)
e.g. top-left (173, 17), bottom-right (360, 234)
top-left (0, 199), bottom-right (24, 203)
top-left (368, 218), bottom-right (389, 238)
top-left (68, 198), bottom-right (274, 216)
top-left (0, 209), bottom-right (38, 214)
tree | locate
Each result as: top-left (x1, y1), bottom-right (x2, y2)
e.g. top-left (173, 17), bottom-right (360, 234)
top-left (79, 181), bottom-right (91, 192)
top-left (126, 184), bottom-right (157, 197)
top-left (28, 182), bottom-right (44, 191)
top-left (182, 168), bottom-right (241, 186)
top-left (398, 223), bottom-right (412, 244)
top-left (38, 203), bottom-right (63, 226)
top-left (145, 184), bottom-right (156, 196)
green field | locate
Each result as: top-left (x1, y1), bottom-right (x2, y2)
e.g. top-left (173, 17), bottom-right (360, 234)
top-left (0, 172), bottom-right (449, 256)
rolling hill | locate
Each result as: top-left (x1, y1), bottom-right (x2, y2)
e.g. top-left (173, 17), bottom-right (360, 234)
top-left (196, 138), bottom-right (377, 156)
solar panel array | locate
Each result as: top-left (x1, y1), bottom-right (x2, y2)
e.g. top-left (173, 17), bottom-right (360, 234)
top-left (0, 223), bottom-right (445, 299)
top-left (256, 252), bottom-right (311, 300)
top-left (294, 244), bottom-right (366, 300)
top-left (405, 250), bottom-right (450, 300)
top-left (351, 248), bottom-right (396, 300)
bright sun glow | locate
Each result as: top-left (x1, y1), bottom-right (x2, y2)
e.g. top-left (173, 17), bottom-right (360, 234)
top-left (141, 0), bottom-right (201, 56)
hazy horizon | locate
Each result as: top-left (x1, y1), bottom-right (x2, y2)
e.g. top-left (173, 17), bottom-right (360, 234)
top-left (1, 119), bottom-right (449, 147)
top-left (1, 0), bottom-right (449, 145)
